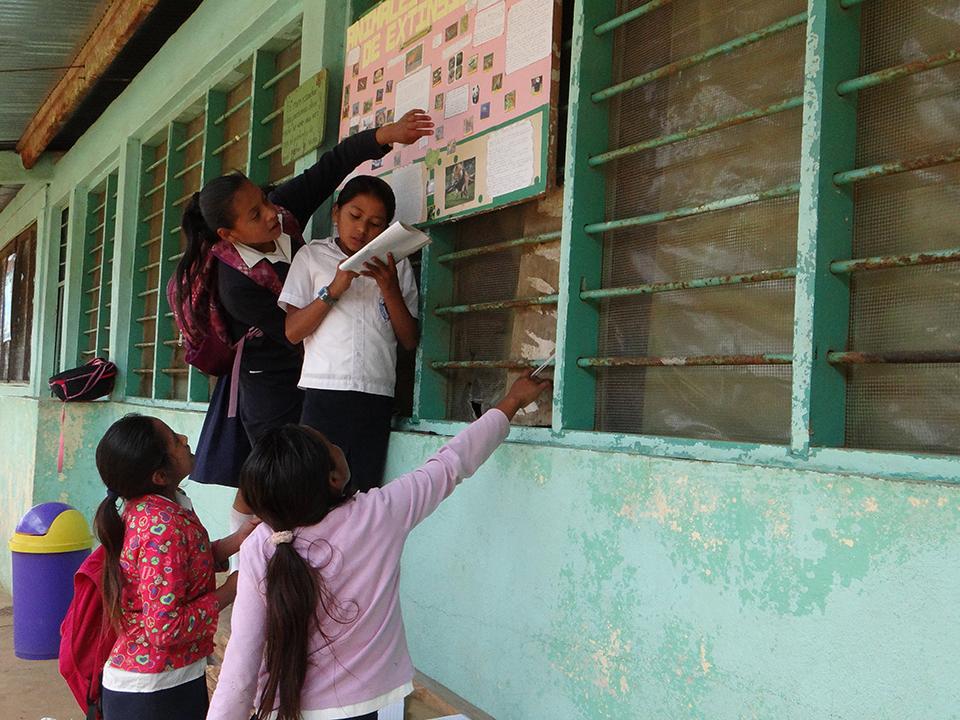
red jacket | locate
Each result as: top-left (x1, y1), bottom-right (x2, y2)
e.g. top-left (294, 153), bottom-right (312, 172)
top-left (107, 493), bottom-right (220, 673)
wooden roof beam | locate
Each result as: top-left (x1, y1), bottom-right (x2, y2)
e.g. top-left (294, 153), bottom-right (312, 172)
top-left (16, 0), bottom-right (161, 169)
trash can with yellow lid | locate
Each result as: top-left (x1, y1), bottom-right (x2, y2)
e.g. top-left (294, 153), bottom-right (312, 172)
top-left (9, 502), bottom-right (93, 659)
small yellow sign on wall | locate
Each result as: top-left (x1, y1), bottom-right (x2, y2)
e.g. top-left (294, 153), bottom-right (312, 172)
top-left (281, 70), bottom-right (328, 166)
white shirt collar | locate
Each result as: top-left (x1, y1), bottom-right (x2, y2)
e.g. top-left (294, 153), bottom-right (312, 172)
top-left (234, 232), bottom-right (292, 268)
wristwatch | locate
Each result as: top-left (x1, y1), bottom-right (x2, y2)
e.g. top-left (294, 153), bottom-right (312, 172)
top-left (317, 286), bottom-right (338, 305)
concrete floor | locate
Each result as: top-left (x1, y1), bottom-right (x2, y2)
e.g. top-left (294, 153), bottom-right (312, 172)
top-left (1, 589), bottom-right (486, 720)
top-left (0, 591), bottom-right (83, 720)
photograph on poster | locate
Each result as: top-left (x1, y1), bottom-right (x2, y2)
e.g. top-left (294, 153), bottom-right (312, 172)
top-left (445, 157), bottom-right (476, 208)
top-left (377, 88), bottom-right (384, 103)
top-left (445, 22), bottom-right (458, 41)
top-left (483, 53), bottom-right (495, 71)
top-left (464, 117), bottom-right (474, 134)
top-left (531, 75), bottom-right (542, 93)
top-left (405, 44), bottom-right (423, 74)
top-left (386, 79), bottom-right (394, 93)
top-left (357, 76), bottom-right (367, 91)
top-left (376, 108), bottom-right (386, 126)
top-left (433, 68), bottom-right (442, 85)
top-left (480, 102), bottom-right (490, 119)
top-left (374, 67), bottom-right (384, 83)
top-left (434, 93), bottom-right (444, 110)
top-left (468, 54), bottom-right (478, 73)
top-left (504, 90), bottom-right (516, 111)
top-left (492, 73), bottom-right (502, 91)
top-left (471, 85), bottom-right (480, 104)
top-left (363, 99), bottom-right (373, 113)
top-left (459, 14), bottom-right (469, 33)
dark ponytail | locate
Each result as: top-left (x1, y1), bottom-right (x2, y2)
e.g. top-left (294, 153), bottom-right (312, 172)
top-left (93, 414), bottom-right (174, 625)
top-left (240, 425), bottom-right (356, 720)
top-left (174, 174), bottom-right (250, 326)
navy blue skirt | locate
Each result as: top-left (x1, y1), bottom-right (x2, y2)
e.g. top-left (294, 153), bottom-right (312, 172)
top-left (102, 676), bottom-right (208, 720)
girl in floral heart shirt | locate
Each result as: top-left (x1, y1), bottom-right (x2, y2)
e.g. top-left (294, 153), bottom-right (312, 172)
top-left (92, 414), bottom-right (258, 720)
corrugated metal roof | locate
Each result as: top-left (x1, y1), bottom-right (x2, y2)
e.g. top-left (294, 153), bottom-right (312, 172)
top-left (0, 0), bottom-right (111, 149)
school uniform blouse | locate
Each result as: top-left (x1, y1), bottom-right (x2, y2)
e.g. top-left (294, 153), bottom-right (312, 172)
top-left (277, 237), bottom-right (419, 397)
top-left (216, 129), bottom-right (391, 373)
top-left (102, 491), bottom-right (221, 693)
top-left (206, 408), bottom-right (511, 720)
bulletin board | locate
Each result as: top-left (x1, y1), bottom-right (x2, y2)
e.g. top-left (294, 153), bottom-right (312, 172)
top-left (338, 0), bottom-right (560, 225)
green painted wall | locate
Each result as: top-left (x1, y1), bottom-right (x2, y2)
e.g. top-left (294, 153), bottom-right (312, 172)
top-left (0, 397), bottom-right (39, 585)
top-left (390, 430), bottom-right (960, 719)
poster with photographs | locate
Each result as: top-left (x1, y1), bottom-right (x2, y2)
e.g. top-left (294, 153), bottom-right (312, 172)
top-left (339, 0), bottom-right (559, 224)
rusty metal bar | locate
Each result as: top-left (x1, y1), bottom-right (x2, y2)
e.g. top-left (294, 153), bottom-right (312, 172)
top-left (431, 359), bottom-right (550, 371)
top-left (590, 96), bottom-right (803, 167)
top-left (830, 247), bottom-right (960, 274)
top-left (262, 59), bottom-right (301, 90)
top-left (578, 353), bottom-right (793, 368)
top-left (834, 147), bottom-right (960, 185)
top-left (838, 47), bottom-right (960, 95)
top-left (435, 295), bottom-right (559, 315)
top-left (437, 231), bottom-right (562, 263)
top-left (591, 12), bottom-right (807, 103)
top-left (828, 351), bottom-right (960, 364)
top-left (213, 95), bottom-right (251, 125)
top-left (584, 183), bottom-right (800, 234)
top-left (580, 267), bottom-right (797, 301)
top-left (594, 0), bottom-right (672, 35)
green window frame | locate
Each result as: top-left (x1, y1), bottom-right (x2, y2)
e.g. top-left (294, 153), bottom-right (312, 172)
top-left (78, 172), bottom-right (118, 365)
top-left (124, 24), bottom-right (302, 402)
top-left (410, 0), bottom-right (960, 482)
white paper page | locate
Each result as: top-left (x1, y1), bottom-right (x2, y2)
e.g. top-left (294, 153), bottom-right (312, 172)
top-left (505, 0), bottom-right (552, 75)
top-left (340, 220), bottom-right (431, 272)
top-left (346, 46), bottom-right (360, 65)
top-left (486, 118), bottom-right (535, 198)
top-left (395, 65), bottom-right (432, 120)
top-left (386, 163), bottom-right (427, 224)
top-left (478, 0), bottom-right (500, 8)
top-left (443, 34), bottom-right (474, 60)
top-left (473, 1), bottom-right (505, 46)
top-left (444, 84), bottom-right (469, 119)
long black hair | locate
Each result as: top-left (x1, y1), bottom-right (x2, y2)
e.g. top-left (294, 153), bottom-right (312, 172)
top-left (240, 425), bottom-right (356, 720)
top-left (93, 415), bottom-right (174, 626)
top-left (174, 173), bottom-right (250, 328)
top-left (335, 174), bottom-right (396, 223)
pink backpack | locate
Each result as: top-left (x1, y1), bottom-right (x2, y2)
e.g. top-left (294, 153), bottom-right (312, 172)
top-left (58, 546), bottom-right (116, 720)
top-left (165, 207), bottom-right (304, 377)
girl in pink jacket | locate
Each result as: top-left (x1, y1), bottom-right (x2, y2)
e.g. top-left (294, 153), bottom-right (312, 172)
top-left (207, 374), bottom-right (550, 720)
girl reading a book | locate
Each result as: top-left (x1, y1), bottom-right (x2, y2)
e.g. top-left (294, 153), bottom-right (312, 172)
top-left (279, 175), bottom-right (418, 491)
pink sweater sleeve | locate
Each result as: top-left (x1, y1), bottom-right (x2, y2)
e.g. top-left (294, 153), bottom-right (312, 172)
top-left (206, 533), bottom-right (269, 720)
top-left (380, 408), bottom-right (510, 531)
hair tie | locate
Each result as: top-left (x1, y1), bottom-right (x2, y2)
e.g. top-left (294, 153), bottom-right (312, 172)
top-left (105, 488), bottom-right (119, 502)
top-left (269, 530), bottom-right (294, 546)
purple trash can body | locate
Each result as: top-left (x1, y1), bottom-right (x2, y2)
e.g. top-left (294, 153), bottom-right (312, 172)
top-left (9, 502), bottom-right (92, 660)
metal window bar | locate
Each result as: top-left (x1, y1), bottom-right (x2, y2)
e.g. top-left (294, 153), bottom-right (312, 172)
top-left (827, 351), bottom-right (960, 364)
top-left (88, 222), bottom-right (105, 235)
top-left (577, 354), bottom-right (793, 368)
top-left (88, 242), bottom-right (103, 255)
top-left (171, 191), bottom-right (195, 208)
top-left (257, 143), bottom-right (283, 160)
top-left (135, 315), bottom-right (156, 323)
top-left (174, 129), bottom-right (205, 152)
top-left (591, 12), bottom-right (808, 103)
top-left (580, 268), bottom-right (798, 301)
top-left (168, 251), bottom-right (185, 262)
top-left (173, 158), bottom-right (203, 179)
top-left (84, 307), bottom-right (98, 315)
top-left (141, 234), bottom-right (162, 248)
top-left (135, 341), bottom-right (156, 349)
top-left (143, 182), bottom-right (165, 199)
top-left (830, 248), bottom-right (960, 274)
top-left (584, 183), bottom-right (800, 235)
top-left (161, 368), bottom-right (189, 376)
top-left (131, 369), bottom-right (153, 375)
top-left (144, 156), bottom-right (166, 173)
top-left (137, 288), bottom-right (159, 298)
top-left (213, 95), bottom-right (252, 125)
top-left (141, 208), bottom-right (164, 223)
top-left (837, 47), bottom-right (960, 95)
top-left (138, 261), bottom-right (161, 273)
top-left (431, 359), bottom-right (552, 370)
top-left (437, 231), bottom-right (561, 263)
top-left (594, 0), bottom-right (672, 36)
top-left (261, 107), bottom-right (284, 125)
top-left (91, 200), bottom-right (107, 215)
top-left (833, 147), bottom-right (960, 186)
top-left (434, 295), bottom-right (559, 315)
top-left (589, 96), bottom-right (803, 167)
top-left (80, 349), bottom-right (97, 356)
top-left (211, 130), bottom-right (250, 156)
top-left (262, 58), bottom-right (301, 90)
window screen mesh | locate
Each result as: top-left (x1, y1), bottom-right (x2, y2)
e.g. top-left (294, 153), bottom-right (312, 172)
top-left (595, 0), bottom-right (805, 442)
top-left (843, 0), bottom-right (960, 453)
top-left (442, 196), bottom-right (561, 424)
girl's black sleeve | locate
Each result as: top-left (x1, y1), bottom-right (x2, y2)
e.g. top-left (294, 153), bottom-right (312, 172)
top-left (268, 129), bottom-right (389, 229)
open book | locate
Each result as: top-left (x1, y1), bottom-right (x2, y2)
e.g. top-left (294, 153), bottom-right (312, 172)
top-left (340, 221), bottom-right (431, 273)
